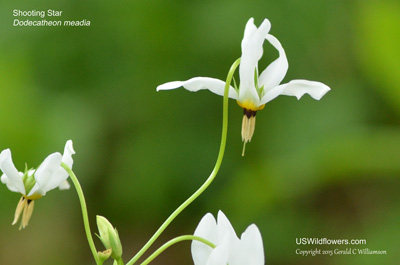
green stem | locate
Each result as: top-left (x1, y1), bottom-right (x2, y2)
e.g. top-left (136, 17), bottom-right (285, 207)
top-left (115, 258), bottom-right (125, 265)
top-left (61, 162), bottom-right (100, 265)
top-left (126, 58), bottom-right (241, 265)
top-left (140, 235), bottom-right (215, 265)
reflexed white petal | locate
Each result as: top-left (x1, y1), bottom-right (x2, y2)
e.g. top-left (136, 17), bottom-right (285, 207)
top-left (231, 224), bottom-right (264, 265)
top-left (192, 213), bottom-right (218, 265)
top-left (62, 140), bottom-right (75, 168)
top-left (0, 149), bottom-right (25, 194)
top-left (242, 18), bottom-right (271, 52)
top-left (31, 153), bottom-right (63, 196)
top-left (217, 211), bottom-right (238, 243)
top-left (217, 211), bottom-right (241, 265)
top-left (258, 34), bottom-right (289, 91)
top-left (241, 18), bottom-right (257, 48)
top-left (239, 19), bottom-right (271, 103)
top-left (157, 77), bottom-right (238, 100)
top-left (240, 19), bottom-right (271, 56)
top-left (1, 173), bottom-right (23, 193)
top-left (42, 165), bottom-right (70, 193)
top-left (58, 180), bottom-right (70, 190)
top-left (278, 79), bottom-right (331, 99)
top-left (260, 79), bottom-right (330, 104)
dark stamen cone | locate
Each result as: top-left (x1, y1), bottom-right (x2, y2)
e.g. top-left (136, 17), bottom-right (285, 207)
top-left (12, 197), bottom-right (35, 230)
top-left (21, 200), bottom-right (34, 229)
top-left (241, 109), bottom-right (257, 156)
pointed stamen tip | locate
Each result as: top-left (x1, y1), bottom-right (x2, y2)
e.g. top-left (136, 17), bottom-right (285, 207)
top-left (241, 112), bottom-right (256, 155)
top-left (12, 197), bottom-right (26, 226)
top-left (12, 197), bottom-right (35, 229)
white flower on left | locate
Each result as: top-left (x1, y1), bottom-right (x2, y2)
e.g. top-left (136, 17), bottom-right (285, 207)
top-left (192, 211), bottom-right (264, 265)
top-left (0, 140), bottom-right (75, 229)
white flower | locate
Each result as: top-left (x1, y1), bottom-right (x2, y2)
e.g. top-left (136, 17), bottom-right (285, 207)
top-left (157, 18), bottom-right (330, 155)
top-left (192, 211), bottom-right (264, 265)
top-left (0, 140), bottom-right (75, 229)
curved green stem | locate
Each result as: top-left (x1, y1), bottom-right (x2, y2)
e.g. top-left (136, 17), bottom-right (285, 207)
top-left (61, 162), bottom-right (100, 265)
top-left (126, 58), bottom-right (241, 265)
top-left (140, 235), bottom-right (215, 265)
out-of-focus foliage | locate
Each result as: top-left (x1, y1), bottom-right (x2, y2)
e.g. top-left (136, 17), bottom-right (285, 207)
top-left (0, 0), bottom-right (399, 264)
top-left (355, 0), bottom-right (400, 114)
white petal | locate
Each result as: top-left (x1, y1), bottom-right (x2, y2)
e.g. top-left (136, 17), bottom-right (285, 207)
top-left (260, 79), bottom-right (330, 104)
top-left (217, 211), bottom-right (243, 265)
top-left (0, 149), bottom-right (25, 194)
top-left (205, 234), bottom-right (230, 265)
top-left (217, 211), bottom-right (238, 244)
top-left (258, 34), bottom-right (289, 91)
top-left (62, 140), bottom-right (75, 169)
top-left (241, 18), bottom-right (271, 54)
top-left (241, 18), bottom-right (271, 52)
top-left (58, 180), bottom-right (70, 190)
top-left (1, 173), bottom-right (22, 193)
top-left (31, 153), bottom-right (63, 196)
top-left (242, 18), bottom-right (257, 46)
top-left (157, 77), bottom-right (238, 100)
top-left (231, 224), bottom-right (265, 265)
top-left (239, 19), bottom-right (271, 104)
top-left (192, 213), bottom-right (218, 265)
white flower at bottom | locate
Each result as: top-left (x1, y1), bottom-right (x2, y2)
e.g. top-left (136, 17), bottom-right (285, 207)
top-left (0, 140), bottom-right (75, 229)
top-left (192, 211), bottom-right (264, 265)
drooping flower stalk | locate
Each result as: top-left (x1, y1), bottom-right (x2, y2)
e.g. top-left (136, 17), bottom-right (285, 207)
top-left (61, 162), bottom-right (101, 265)
top-left (126, 58), bottom-right (241, 265)
top-left (140, 235), bottom-right (215, 265)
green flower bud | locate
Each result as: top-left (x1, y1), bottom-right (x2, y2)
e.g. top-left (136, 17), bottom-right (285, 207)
top-left (96, 215), bottom-right (123, 260)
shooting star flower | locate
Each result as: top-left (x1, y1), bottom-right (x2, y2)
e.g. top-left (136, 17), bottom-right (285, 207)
top-left (157, 18), bottom-right (330, 155)
top-left (0, 140), bottom-right (75, 229)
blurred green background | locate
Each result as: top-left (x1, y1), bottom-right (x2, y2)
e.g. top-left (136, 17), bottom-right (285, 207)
top-left (1, 0), bottom-right (399, 264)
